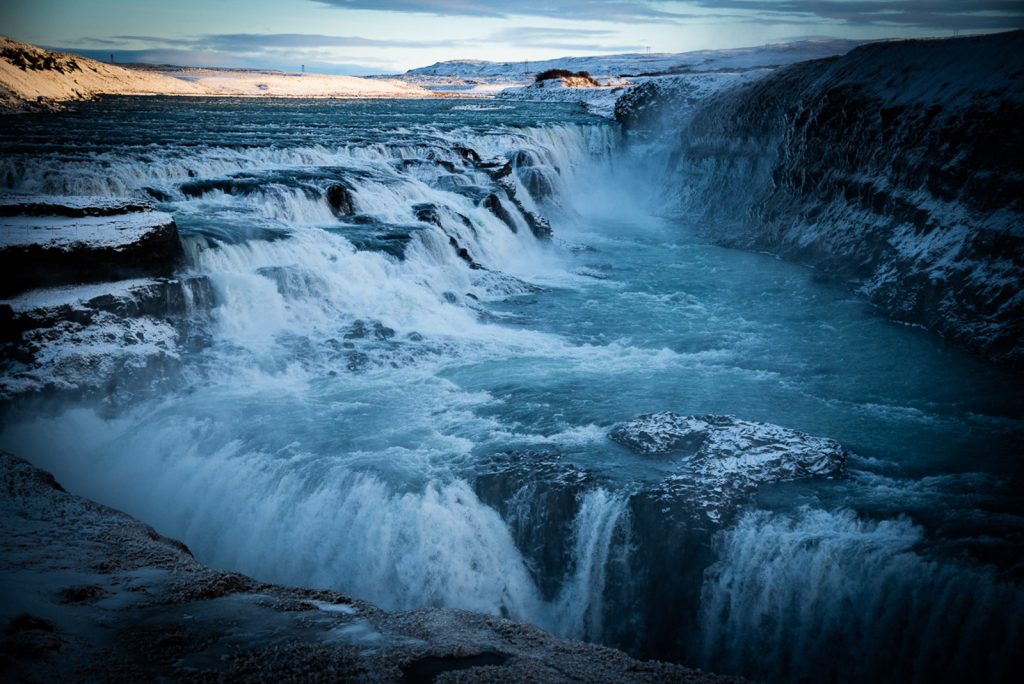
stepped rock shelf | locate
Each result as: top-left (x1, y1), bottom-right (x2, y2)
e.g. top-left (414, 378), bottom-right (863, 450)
top-left (0, 197), bottom-right (210, 398)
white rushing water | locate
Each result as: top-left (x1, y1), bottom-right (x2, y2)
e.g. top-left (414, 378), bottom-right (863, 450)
top-left (2, 98), bottom-right (1022, 683)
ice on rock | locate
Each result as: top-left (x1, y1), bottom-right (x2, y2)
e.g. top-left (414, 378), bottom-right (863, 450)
top-left (611, 413), bottom-right (847, 521)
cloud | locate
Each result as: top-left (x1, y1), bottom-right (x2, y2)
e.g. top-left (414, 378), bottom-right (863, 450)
top-left (311, 0), bottom-right (1024, 29)
top-left (195, 33), bottom-right (449, 51)
top-left (60, 46), bottom-right (388, 74)
top-left (311, 0), bottom-right (682, 22)
top-left (687, 1), bottom-right (1024, 30)
top-left (98, 33), bottom-right (451, 51)
top-left (486, 26), bottom-right (646, 51)
top-left (61, 32), bottom-right (458, 73)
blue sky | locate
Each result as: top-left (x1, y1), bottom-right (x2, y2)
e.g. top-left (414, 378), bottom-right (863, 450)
top-left (3, 1), bottom-right (1022, 74)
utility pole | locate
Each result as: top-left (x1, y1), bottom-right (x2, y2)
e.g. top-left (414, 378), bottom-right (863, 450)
top-left (110, 53), bottom-right (114, 64)
top-left (525, 59), bottom-right (529, 81)
top-left (301, 64), bottom-right (305, 73)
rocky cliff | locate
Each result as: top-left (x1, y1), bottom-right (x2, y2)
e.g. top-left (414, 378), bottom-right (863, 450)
top-left (0, 452), bottom-right (739, 683)
top-left (619, 31), bottom-right (1024, 369)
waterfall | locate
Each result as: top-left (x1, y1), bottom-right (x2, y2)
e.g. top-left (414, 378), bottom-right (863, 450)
top-left (697, 508), bottom-right (1024, 683)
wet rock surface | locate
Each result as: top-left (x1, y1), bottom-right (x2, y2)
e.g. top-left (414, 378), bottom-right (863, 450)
top-left (472, 414), bottom-right (848, 661)
top-left (0, 275), bottom-right (213, 399)
top-left (475, 451), bottom-right (598, 601)
top-left (0, 452), bottom-right (740, 683)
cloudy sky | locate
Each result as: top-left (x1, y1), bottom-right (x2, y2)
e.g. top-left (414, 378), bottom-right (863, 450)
top-left (3, 0), bottom-right (1022, 74)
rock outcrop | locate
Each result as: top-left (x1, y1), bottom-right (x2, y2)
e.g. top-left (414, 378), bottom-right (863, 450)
top-left (620, 31), bottom-right (1024, 369)
top-left (0, 35), bottom-right (204, 110)
top-left (1, 196), bottom-right (184, 296)
top-left (472, 415), bottom-right (848, 660)
top-left (609, 413), bottom-right (847, 522)
top-left (0, 196), bottom-right (206, 399)
top-left (0, 452), bottom-right (739, 683)
top-left (0, 36), bottom-right (433, 111)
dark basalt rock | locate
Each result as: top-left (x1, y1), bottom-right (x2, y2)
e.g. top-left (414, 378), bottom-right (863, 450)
top-left (493, 176), bottom-right (553, 239)
top-left (470, 449), bottom-right (715, 660)
top-left (0, 276), bottom-right (215, 399)
top-left (471, 413), bottom-right (849, 661)
top-left (523, 211), bottom-right (552, 239)
top-left (325, 217), bottom-right (424, 260)
top-left (448, 235), bottom-right (483, 269)
top-left (343, 319), bottom-right (395, 342)
top-left (487, 160), bottom-right (513, 180)
top-left (482, 193), bottom-right (518, 233)
top-left (2, 277), bottom-right (213, 338)
top-left (0, 223), bottom-right (183, 297)
top-left (518, 167), bottom-right (557, 201)
top-left (141, 187), bottom-right (173, 203)
top-left (0, 200), bottom-right (185, 297)
top-left (0, 197), bottom-right (154, 217)
top-left (179, 178), bottom-right (263, 198)
top-left (325, 183), bottom-right (356, 217)
top-left (474, 451), bottom-right (596, 600)
top-left (373, 322), bottom-right (395, 340)
top-left (413, 203), bottom-right (442, 227)
top-left (455, 146), bottom-right (481, 164)
top-left (407, 204), bottom-right (482, 266)
top-left (609, 413), bottom-right (846, 522)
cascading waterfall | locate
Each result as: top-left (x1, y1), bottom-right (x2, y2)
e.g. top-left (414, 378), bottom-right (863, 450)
top-left (697, 508), bottom-right (1024, 682)
top-left (0, 103), bottom-right (632, 644)
top-left (551, 488), bottom-right (631, 642)
top-left (2, 97), bottom-right (1022, 683)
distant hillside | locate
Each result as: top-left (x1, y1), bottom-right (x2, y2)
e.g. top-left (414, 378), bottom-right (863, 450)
top-left (0, 36), bottom-right (204, 109)
top-left (0, 36), bottom-right (432, 111)
top-left (396, 40), bottom-right (865, 94)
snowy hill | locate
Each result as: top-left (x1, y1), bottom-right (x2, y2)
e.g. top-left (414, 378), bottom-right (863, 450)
top-left (395, 39), bottom-right (865, 95)
top-left (0, 35), bottom-right (204, 109)
top-left (0, 36), bottom-right (432, 111)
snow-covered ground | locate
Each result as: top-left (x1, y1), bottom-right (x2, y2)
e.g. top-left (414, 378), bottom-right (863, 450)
top-left (496, 79), bottom-right (631, 117)
top-left (1, 212), bottom-right (176, 249)
top-left (609, 413), bottom-right (847, 522)
top-left (391, 39), bottom-right (864, 97)
top-left (389, 39), bottom-right (863, 117)
top-left (139, 65), bottom-right (435, 99)
top-left (497, 70), bottom-right (770, 118)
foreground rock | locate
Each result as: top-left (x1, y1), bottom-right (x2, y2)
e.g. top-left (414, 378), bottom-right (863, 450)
top-left (0, 452), bottom-right (738, 683)
top-left (621, 31), bottom-right (1024, 369)
top-left (0, 196), bottom-right (183, 296)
